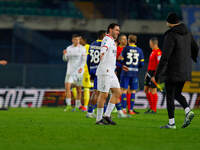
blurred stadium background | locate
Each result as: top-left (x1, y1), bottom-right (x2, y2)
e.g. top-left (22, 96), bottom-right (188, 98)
top-left (0, 0), bottom-right (199, 108)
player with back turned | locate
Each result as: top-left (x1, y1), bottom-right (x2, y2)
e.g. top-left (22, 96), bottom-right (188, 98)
top-left (120, 35), bottom-right (144, 115)
top-left (86, 30), bottom-right (106, 118)
top-left (144, 37), bottom-right (162, 114)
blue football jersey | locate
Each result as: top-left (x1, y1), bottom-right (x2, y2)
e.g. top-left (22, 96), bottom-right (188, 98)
top-left (87, 40), bottom-right (102, 76)
top-left (120, 44), bottom-right (144, 77)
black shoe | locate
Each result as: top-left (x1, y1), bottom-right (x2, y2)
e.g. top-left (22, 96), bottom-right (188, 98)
top-left (133, 109), bottom-right (140, 114)
top-left (144, 109), bottom-right (151, 114)
top-left (96, 119), bottom-right (109, 125)
top-left (103, 116), bottom-right (116, 125)
top-left (0, 107), bottom-right (8, 110)
top-left (160, 123), bottom-right (176, 129)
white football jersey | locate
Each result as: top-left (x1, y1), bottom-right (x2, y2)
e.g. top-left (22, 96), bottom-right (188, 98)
top-left (63, 44), bottom-right (87, 75)
top-left (96, 34), bottom-right (117, 75)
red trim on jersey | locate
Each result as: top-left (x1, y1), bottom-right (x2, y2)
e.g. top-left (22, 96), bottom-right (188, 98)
top-left (102, 45), bottom-right (108, 49)
top-left (148, 48), bottom-right (162, 71)
top-left (106, 34), bottom-right (114, 40)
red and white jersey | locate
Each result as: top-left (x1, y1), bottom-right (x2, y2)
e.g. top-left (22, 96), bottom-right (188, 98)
top-left (96, 34), bottom-right (117, 76)
top-left (147, 48), bottom-right (162, 71)
top-left (63, 44), bottom-right (87, 75)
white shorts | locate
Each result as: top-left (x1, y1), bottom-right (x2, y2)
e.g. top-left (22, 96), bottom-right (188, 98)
top-left (65, 74), bottom-right (83, 86)
top-left (97, 74), bottom-right (120, 93)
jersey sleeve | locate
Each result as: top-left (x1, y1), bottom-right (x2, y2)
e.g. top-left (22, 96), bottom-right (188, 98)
top-left (62, 47), bottom-right (69, 62)
top-left (80, 47), bottom-right (87, 69)
top-left (138, 49), bottom-right (144, 68)
top-left (100, 37), bottom-right (111, 54)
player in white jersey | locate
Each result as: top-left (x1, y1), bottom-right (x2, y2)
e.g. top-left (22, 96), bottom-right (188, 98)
top-left (63, 34), bottom-right (87, 112)
top-left (96, 23), bottom-right (121, 125)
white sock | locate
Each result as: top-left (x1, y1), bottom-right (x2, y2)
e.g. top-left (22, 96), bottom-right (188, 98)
top-left (169, 118), bottom-right (175, 125)
top-left (96, 108), bottom-right (104, 122)
top-left (84, 105), bottom-right (88, 110)
top-left (65, 98), bottom-right (71, 106)
top-left (118, 110), bottom-right (123, 114)
top-left (185, 107), bottom-right (190, 114)
top-left (76, 100), bottom-right (81, 108)
top-left (104, 103), bottom-right (115, 117)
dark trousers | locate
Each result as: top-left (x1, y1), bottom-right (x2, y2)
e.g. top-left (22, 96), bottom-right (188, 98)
top-left (165, 81), bottom-right (189, 119)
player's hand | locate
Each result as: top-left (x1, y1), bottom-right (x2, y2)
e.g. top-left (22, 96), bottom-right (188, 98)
top-left (122, 65), bottom-right (129, 71)
top-left (78, 68), bottom-right (83, 73)
top-left (63, 49), bottom-right (67, 55)
top-left (117, 55), bottom-right (123, 60)
top-left (100, 53), bottom-right (104, 60)
top-left (0, 60), bottom-right (7, 65)
top-left (151, 76), bottom-right (156, 83)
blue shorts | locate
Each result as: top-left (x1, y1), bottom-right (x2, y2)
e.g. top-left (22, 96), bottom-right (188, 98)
top-left (120, 76), bottom-right (138, 90)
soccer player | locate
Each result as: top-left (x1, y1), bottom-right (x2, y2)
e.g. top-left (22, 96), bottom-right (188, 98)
top-left (86, 30), bottom-right (106, 118)
top-left (120, 35), bottom-right (144, 115)
top-left (80, 36), bottom-right (92, 111)
top-left (144, 37), bottom-right (162, 114)
top-left (96, 23), bottom-right (121, 125)
top-left (116, 34), bottom-right (127, 80)
top-left (63, 34), bottom-right (87, 112)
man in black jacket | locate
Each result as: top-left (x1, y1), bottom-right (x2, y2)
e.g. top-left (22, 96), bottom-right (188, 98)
top-left (154, 13), bottom-right (199, 129)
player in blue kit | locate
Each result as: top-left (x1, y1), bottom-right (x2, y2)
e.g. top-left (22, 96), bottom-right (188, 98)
top-left (120, 35), bottom-right (144, 115)
top-left (86, 30), bottom-right (106, 118)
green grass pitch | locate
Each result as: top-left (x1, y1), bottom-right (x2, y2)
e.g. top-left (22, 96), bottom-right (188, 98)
top-left (0, 108), bottom-right (199, 150)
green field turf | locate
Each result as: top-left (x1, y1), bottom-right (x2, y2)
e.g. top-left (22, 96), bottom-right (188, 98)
top-left (0, 108), bottom-right (199, 150)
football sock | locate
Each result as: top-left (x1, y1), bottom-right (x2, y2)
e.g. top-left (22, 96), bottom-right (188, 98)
top-left (88, 104), bottom-right (93, 113)
top-left (130, 93), bottom-right (135, 110)
top-left (84, 88), bottom-right (90, 108)
top-left (115, 102), bottom-right (122, 111)
top-left (75, 99), bottom-right (81, 108)
top-left (104, 103), bottom-right (115, 117)
top-left (96, 108), bottom-right (104, 122)
top-left (127, 93), bottom-right (131, 110)
top-left (151, 93), bottom-right (158, 112)
top-left (104, 104), bottom-right (107, 113)
top-left (146, 92), bottom-right (152, 110)
top-left (65, 98), bottom-right (71, 106)
top-left (72, 87), bottom-right (77, 100)
top-left (169, 118), bottom-right (175, 125)
top-left (121, 93), bottom-right (127, 109)
top-left (185, 107), bottom-right (190, 114)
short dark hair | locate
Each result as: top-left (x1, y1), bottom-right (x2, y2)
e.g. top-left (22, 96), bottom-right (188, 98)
top-left (107, 23), bottom-right (120, 34)
top-left (72, 34), bottom-right (79, 39)
top-left (150, 37), bottom-right (158, 45)
top-left (128, 34), bottom-right (137, 43)
top-left (97, 30), bottom-right (105, 40)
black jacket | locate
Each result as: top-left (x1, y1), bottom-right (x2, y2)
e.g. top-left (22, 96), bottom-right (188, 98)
top-left (155, 23), bottom-right (199, 83)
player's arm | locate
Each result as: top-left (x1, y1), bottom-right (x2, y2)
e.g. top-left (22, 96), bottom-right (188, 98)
top-left (62, 48), bottom-right (68, 62)
top-left (191, 34), bottom-right (199, 63)
top-left (79, 47), bottom-right (87, 73)
top-left (100, 38), bottom-right (110, 60)
top-left (0, 60), bottom-right (7, 65)
top-left (86, 50), bottom-right (91, 73)
top-left (121, 47), bottom-right (129, 71)
top-left (138, 49), bottom-right (145, 68)
top-left (155, 33), bottom-right (175, 82)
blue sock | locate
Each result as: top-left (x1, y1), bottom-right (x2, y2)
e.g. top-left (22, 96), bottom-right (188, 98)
top-left (130, 93), bottom-right (135, 110)
top-left (104, 104), bottom-right (107, 113)
top-left (93, 104), bottom-right (97, 110)
top-left (121, 93), bottom-right (127, 109)
top-left (88, 104), bottom-right (94, 113)
top-left (115, 102), bottom-right (122, 111)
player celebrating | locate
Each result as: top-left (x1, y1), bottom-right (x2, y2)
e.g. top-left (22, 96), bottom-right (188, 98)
top-left (96, 23), bottom-right (121, 125)
top-left (144, 37), bottom-right (162, 114)
top-left (63, 34), bottom-right (87, 112)
top-left (86, 30), bottom-right (105, 118)
top-left (120, 35), bottom-right (144, 115)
